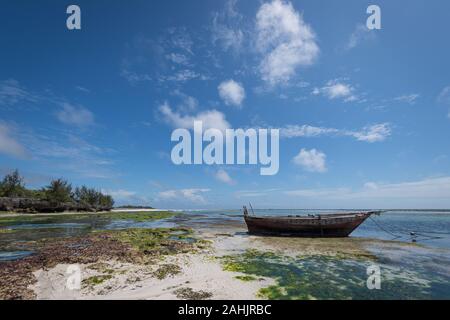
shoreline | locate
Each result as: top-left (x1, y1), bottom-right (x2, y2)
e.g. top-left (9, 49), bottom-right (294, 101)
top-left (0, 208), bottom-right (169, 218)
top-left (1, 211), bottom-right (449, 300)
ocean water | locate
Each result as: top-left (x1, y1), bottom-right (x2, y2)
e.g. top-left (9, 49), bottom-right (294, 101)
top-left (182, 209), bottom-right (450, 249)
top-left (1, 210), bottom-right (450, 258)
top-left (0, 209), bottom-right (449, 299)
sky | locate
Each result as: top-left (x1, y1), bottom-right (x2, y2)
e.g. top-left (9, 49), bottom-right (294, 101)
top-left (1, 0), bottom-right (450, 209)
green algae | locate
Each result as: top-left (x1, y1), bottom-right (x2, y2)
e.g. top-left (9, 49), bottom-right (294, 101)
top-left (235, 275), bottom-right (258, 282)
top-left (82, 274), bottom-right (113, 287)
top-left (112, 228), bottom-right (198, 256)
top-left (221, 249), bottom-right (444, 300)
top-left (153, 263), bottom-right (181, 279)
top-left (174, 287), bottom-right (213, 300)
top-left (0, 211), bottom-right (178, 227)
top-left (99, 210), bottom-right (178, 222)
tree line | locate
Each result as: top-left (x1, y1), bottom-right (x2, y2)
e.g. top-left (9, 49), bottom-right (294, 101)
top-left (0, 169), bottom-right (114, 209)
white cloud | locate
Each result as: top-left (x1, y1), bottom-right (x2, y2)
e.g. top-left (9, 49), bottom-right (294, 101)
top-left (212, 0), bottom-right (244, 53)
top-left (293, 148), bottom-right (327, 173)
top-left (157, 190), bottom-right (178, 200)
top-left (0, 79), bottom-right (38, 106)
top-left (102, 189), bottom-right (136, 198)
top-left (21, 131), bottom-right (117, 179)
top-left (0, 123), bottom-right (28, 159)
top-left (159, 102), bottom-right (230, 132)
top-left (281, 123), bottom-right (391, 143)
top-left (120, 30), bottom-right (210, 85)
top-left (323, 83), bottom-right (352, 99)
top-left (363, 182), bottom-right (379, 190)
top-left (171, 90), bottom-right (198, 112)
top-left (102, 189), bottom-right (152, 206)
top-left (56, 103), bottom-right (94, 127)
top-left (313, 80), bottom-right (357, 101)
top-left (75, 86), bottom-right (90, 93)
top-left (215, 169), bottom-right (235, 185)
top-left (286, 176), bottom-right (450, 202)
top-left (437, 86), bottom-right (450, 105)
top-left (345, 24), bottom-right (376, 50)
top-left (157, 188), bottom-right (210, 204)
top-left (218, 79), bottom-right (245, 107)
top-left (350, 123), bottom-right (391, 142)
top-left (165, 53), bottom-right (190, 66)
top-left (394, 94), bottom-right (420, 105)
top-left (255, 0), bottom-right (319, 85)
top-left (282, 125), bottom-right (339, 138)
top-left (234, 188), bottom-right (280, 198)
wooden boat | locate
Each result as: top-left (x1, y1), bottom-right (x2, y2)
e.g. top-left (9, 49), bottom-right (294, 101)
top-left (243, 206), bottom-right (380, 237)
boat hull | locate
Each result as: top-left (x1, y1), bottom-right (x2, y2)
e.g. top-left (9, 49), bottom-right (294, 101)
top-left (244, 213), bottom-right (372, 237)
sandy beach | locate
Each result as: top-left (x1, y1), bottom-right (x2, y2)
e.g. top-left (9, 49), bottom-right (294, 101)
top-left (1, 209), bottom-right (450, 300)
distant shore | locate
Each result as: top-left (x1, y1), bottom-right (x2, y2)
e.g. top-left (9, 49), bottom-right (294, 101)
top-left (0, 208), bottom-right (168, 218)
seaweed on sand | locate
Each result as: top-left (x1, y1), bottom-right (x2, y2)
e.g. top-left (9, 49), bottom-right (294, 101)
top-left (0, 211), bottom-right (178, 227)
top-left (174, 287), bottom-right (213, 300)
top-left (221, 249), bottom-right (440, 300)
top-left (0, 227), bottom-right (198, 299)
top-left (152, 264), bottom-right (182, 279)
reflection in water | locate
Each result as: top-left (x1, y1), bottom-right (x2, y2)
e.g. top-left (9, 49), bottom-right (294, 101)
top-left (0, 251), bottom-right (33, 261)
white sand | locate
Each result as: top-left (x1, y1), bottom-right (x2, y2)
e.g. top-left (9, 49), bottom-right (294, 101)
top-left (30, 236), bottom-right (274, 300)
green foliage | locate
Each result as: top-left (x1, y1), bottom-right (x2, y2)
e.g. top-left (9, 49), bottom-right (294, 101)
top-left (0, 169), bottom-right (26, 197)
top-left (73, 185), bottom-right (114, 209)
top-left (82, 275), bottom-right (113, 288)
top-left (43, 178), bottom-right (72, 203)
top-left (0, 170), bottom-right (116, 210)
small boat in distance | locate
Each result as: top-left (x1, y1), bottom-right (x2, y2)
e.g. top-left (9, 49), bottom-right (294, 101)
top-left (243, 206), bottom-right (381, 238)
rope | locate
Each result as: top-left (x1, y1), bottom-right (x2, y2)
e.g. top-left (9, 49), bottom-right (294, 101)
top-left (368, 216), bottom-right (446, 243)
top-left (369, 216), bottom-right (402, 240)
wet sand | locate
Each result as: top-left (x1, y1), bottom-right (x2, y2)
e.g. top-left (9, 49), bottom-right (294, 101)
top-left (1, 211), bottom-right (449, 300)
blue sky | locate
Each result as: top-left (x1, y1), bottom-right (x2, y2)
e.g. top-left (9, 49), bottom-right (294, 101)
top-left (1, 0), bottom-right (450, 209)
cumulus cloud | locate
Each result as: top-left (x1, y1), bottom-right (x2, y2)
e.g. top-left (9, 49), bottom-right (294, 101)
top-left (218, 79), bottom-right (245, 107)
top-left (255, 0), bottom-right (319, 85)
top-left (157, 188), bottom-right (210, 204)
top-left (0, 123), bottom-right (28, 159)
top-left (281, 123), bottom-right (391, 143)
top-left (313, 80), bottom-right (357, 102)
top-left (215, 169), bottom-right (235, 185)
top-left (293, 148), bottom-right (327, 173)
top-left (159, 102), bottom-right (230, 132)
top-left (56, 103), bottom-right (95, 127)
